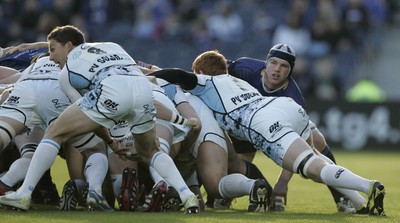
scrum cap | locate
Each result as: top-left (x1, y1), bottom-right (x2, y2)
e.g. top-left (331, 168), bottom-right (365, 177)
top-left (266, 43), bottom-right (296, 75)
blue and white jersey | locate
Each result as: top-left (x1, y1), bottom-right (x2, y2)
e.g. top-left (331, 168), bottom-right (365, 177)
top-left (66, 42), bottom-right (138, 90)
top-left (189, 74), bottom-right (264, 114)
top-left (19, 56), bottom-right (60, 81)
top-left (188, 74), bottom-right (276, 141)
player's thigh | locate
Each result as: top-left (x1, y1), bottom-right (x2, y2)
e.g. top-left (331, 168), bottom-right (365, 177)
top-left (0, 116), bottom-right (28, 135)
top-left (312, 129), bottom-right (327, 152)
top-left (155, 122), bottom-right (173, 145)
top-left (45, 103), bottom-right (100, 142)
top-left (197, 141), bottom-right (228, 188)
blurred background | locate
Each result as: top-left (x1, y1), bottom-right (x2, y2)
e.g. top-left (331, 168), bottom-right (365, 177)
top-left (1, 0), bottom-right (399, 149)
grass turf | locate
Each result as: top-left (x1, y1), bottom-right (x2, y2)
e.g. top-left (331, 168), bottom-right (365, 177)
top-left (1, 150), bottom-right (399, 223)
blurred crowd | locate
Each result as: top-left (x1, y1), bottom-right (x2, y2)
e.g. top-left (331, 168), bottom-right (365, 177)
top-left (0, 0), bottom-right (398, 100)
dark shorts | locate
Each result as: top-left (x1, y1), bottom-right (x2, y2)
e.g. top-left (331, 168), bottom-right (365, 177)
top-left (231, 137), bottom-right (257, 154)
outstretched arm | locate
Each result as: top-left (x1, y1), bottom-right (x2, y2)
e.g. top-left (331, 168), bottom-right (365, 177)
top-left (151, 68), bottom-right (198, 90)
top-left (4, 42), bottom-right (49, 55)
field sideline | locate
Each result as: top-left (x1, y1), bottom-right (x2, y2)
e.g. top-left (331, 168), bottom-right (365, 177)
top-left (1, 150), bottom-right (399, 223)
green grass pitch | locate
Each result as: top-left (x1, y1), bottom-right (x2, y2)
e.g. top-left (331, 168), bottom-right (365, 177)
top-left (1, 150), bottom-right (399, 223)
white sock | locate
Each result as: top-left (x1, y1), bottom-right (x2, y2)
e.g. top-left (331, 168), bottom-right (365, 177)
top-left (84, 153), bottom-right (108, 194)
top-left (333, 187), bottom-right (367, 209)
top-left (110, 174), bottom-right (122, 197)
top-left (150, 151), bottom-right (192, 202)
top-left (17, 139), bottom-right (59, 197)
top-left (1, 157), bottom-right (31, 187)
top-left (320, 164), bottom-right (371, 194)
top-left (218, 174), bottom-right (255, 199)
top-left (149, 166), bottom-right (170, 187)
top-left (317, 153), bottom-right (367, 208)
top-left (158, 138), bottom-right (170, 154)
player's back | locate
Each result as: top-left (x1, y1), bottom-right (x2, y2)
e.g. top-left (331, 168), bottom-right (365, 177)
top-left (228, 57), bottom-right (265, 92)
top-left (66, 42), bottom-right (138, 90)
top-left (19, 56), bottom-right (60, 81)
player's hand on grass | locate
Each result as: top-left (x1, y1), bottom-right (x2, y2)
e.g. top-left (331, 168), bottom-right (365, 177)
top-left (269, 180), bottom-right (288, 211)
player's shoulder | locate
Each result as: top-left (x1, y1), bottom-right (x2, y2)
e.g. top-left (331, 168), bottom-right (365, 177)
top-left (287, 76), bottom-right (302, 92)
top-left (230, 57), bottom-right (264, 66)
top-left (228, 57), bottom-right (265, 78)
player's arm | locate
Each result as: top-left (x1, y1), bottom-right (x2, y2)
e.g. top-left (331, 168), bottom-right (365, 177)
top-left (58, 67), bottom-right (83, 103)
top-left (151, 68), bottom-right (197, 90)
top-left (4, 42), bottom-right (49, 55)
top-left (154, 100), bottom-right (200, 130)
top-left (174, 87), bottom-right (202, 146)
top-left (135, 60), bottom-right (161, 74)
top-left (0, 66), bottom-right (20, 83)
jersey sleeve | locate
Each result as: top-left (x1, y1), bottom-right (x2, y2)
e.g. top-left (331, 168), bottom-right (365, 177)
top-left (152, 68), bottom-right (198, 90)
top-left (59, 67), bottom-right (82, 103)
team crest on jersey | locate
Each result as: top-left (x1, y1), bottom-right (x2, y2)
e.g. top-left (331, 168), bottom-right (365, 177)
top-left (72, 51), bottom-right (82, 59)
top-left (87, 47), bottom-right (107, 54)
top-left (101, 99), bottom-right (119, 112)
top-left (80, 44), bottom-right (90, 50)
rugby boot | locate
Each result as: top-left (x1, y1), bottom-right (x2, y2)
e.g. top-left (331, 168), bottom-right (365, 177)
top-left (248, 179), bottom-right (272, 213)
top-left (367, 180), bottom-right (385, 216)
top-left (142, 180), bottom-right (168, 212)
top-left (118, 167), bottom-right (138, 211)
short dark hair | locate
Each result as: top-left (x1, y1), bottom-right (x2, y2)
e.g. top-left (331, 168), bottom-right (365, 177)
top-left (47, 25), bottom-right (85, 46)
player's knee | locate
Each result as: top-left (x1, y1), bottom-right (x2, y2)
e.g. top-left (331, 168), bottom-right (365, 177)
top-left (19, 143), bottom-right (37, 158)
top-left (312, 130), bottom-right (327, 152)
top-left (0, 120), bottom-right (17, 150)
top-left (292, 150), bottom-right (317, 179)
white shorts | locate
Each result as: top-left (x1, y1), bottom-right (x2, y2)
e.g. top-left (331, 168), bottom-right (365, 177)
top-left (186, 94), bottom-right (227, 158)
top-left (249, 97), bottom-right (310, 166)
top-left (69, 133), bottom-right (104, 153)
top-left (0, 79), bottom-right (70, 128)
top-left (77, 75), bottom-right (156, 134)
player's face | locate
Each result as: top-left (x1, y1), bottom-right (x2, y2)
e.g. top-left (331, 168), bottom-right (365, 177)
top-left (264, 57), bottom-right (290, 90)
top-left (48, 39), bottom-right (71, 68)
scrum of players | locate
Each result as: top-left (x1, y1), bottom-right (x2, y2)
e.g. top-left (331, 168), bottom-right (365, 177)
top-left (0, 25), bottom-right (385, 216)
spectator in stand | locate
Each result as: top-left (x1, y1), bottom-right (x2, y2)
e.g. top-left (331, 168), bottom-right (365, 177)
top-left (205, 1), bottom-right (244, 43)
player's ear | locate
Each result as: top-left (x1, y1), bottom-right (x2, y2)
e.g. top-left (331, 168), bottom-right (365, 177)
top-left (65, 41), bottom-right (74, 51)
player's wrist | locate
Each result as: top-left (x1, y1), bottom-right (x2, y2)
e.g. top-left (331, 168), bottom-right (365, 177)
top-left (170, 112), bottom-right (188, 125)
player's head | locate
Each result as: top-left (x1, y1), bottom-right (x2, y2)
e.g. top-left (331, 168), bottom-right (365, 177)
top-left (192, 50), bottom-right (228, 76)
top-left (47, 25), bottom-right (85, 68)
top-left (47, 25), bottom-right (85, 47)
top-left (266, 43), bottom-right (296, 77)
